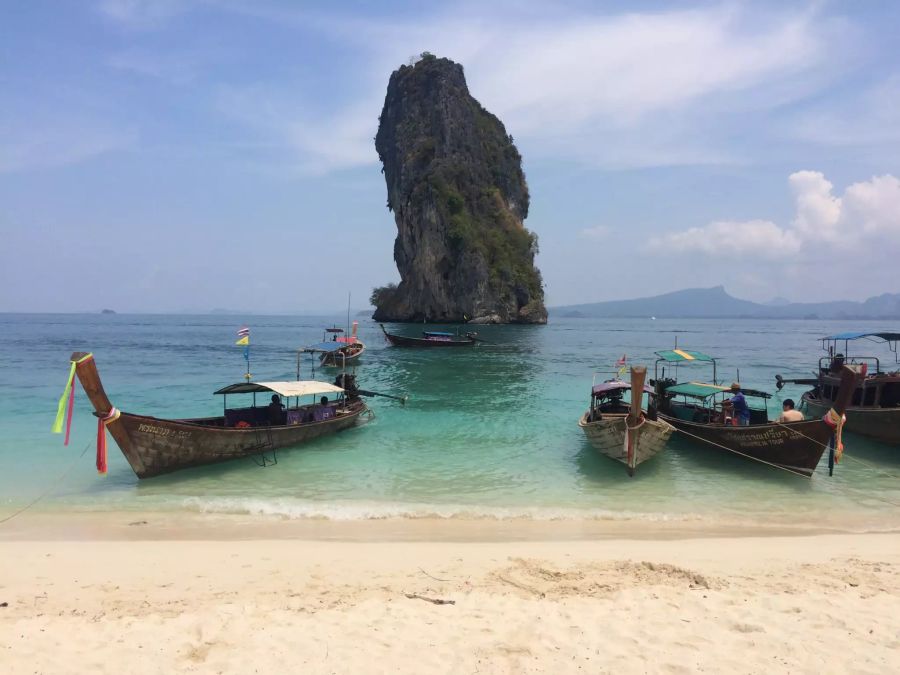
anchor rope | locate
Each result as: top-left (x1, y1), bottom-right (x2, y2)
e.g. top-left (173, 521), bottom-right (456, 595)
top-left (0, 441), bottom-right (92, 525)
top-left (671, 426), bottom-right (810, 478)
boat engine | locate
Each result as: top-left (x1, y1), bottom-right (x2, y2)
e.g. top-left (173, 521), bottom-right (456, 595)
top-left (334, 372), bottom-right (360, 399)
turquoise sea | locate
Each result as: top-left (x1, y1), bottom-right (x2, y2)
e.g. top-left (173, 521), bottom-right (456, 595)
top-left (1, 313), bottom-right (899, 531)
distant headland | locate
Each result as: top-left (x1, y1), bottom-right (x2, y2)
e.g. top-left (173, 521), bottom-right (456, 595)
top-left (551, 286), bottom-right (900, 320)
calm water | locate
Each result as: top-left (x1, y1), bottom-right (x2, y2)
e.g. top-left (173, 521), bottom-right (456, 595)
top-left (1, 313), bottom-right (899, 530)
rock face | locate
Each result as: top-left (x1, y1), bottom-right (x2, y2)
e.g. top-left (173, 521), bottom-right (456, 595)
top-left (372, 54), bottom-right (547, 324)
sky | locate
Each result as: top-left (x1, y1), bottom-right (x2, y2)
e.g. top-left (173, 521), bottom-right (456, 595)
top-left (1, 0), bottom-right (899, 313)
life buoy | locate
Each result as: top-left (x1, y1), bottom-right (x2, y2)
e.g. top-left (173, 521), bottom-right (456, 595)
top-left (235, 420), bottom-right (251, 429)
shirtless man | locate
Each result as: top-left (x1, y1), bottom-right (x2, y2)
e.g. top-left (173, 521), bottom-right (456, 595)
top-left (777, 398), bottom-right (804, 423)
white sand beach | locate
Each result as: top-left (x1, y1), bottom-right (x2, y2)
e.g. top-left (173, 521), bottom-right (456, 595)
top-left (1, 515), bottom-right (898, 674)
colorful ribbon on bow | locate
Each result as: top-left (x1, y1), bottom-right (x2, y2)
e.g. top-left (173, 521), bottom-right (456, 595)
top-left (823, 408), bottom-right (847, 462)
top-left (96, 407), bottom-right (120, 475)
top-left (52, 353), bottom-right (94, 444)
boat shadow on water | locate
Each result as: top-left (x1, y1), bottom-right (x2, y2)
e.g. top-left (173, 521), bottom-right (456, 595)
top-left (664, 434), bottom-right (826, 490)
top-left (573, 442), bottom-right (669, 485)
top-left (129, 429), bottom-right (369, 491)
top-left (840, 433), bottom-right (900, 465)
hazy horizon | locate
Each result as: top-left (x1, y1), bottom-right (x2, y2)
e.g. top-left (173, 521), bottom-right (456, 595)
top-left (2, 1), bottom-right (899, 313)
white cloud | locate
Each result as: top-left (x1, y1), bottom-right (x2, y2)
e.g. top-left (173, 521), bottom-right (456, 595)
top-left (788, 75), bottom-right (900, 146)
top-left (0, 95), bottom-right (136, 173)
top-left (107, 47), bottom-right (218, 85)
top-left (215, 86), bottom-right (379, 174)
top-left (580, 225), bottom-right (610, 240)
top-left (650, 171), bottom-right (900, 259)
top-left (651, 219), bottom-right (802, 259)
top-left (789, 170), bottom-right (842, 243)
top-left (207, 2), bottom-right (847, 171)
top-left (842, 174), bottom-right (900, 238)
top-left (97, 0), bottom-right (189, 28)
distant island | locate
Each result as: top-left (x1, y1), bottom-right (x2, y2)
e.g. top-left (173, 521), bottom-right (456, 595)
top-left (551, 286), bottom-right (900, 320)
top-left (100, 309), bottom-right (116, 314)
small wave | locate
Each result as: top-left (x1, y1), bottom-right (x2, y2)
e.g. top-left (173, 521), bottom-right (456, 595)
top-left (181, 497), bottom-right (718, 523)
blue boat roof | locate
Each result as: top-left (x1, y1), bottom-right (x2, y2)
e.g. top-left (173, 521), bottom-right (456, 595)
top-left (301, 341), bottom-right (347, 353)
top-left (822, 332), bottom-right (900, 342)
top-left (423, 331), bottom-right (454, 337)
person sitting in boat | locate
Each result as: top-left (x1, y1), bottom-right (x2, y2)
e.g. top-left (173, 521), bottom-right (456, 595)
top-left (726, 383), bottom-right (751, 426)
top-left (777, 398), bottom-right (804, 423)
top-left (828, 353), bottom-right (845, 374)
top-left (267, 394), bottom-right (285, 425)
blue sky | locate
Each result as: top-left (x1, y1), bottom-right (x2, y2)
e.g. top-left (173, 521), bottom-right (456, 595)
top-left (2, 0), bottom-right (899, 313)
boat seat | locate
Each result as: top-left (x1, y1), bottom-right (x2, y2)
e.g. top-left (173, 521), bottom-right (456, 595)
top-left (224, 407), bottom-right (270, 427)
top-left (312, 405), bottom-right (337, 422)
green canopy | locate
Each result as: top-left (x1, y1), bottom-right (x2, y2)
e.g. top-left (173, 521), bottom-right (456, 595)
top-left (665, 381), bottom-right (771, 400)
top-left (655, 349), bottom-right (715, 363)
top-left (664, 382), bottom-right (728, 398)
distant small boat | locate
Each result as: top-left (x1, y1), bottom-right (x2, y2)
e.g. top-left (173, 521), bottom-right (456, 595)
top-left (579, 366), bottom-right (674, 476)
top-left (315, 322), bottom-right (366, 367)
top-left (380, 324), bottom-right (481, 347)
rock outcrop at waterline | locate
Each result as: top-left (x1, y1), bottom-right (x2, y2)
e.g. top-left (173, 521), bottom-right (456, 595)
top-left (371, 54), bottom-right (547, 325)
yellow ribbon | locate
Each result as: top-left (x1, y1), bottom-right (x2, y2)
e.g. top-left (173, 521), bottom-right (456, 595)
top-left (52, 353), bottom-right (93, 434)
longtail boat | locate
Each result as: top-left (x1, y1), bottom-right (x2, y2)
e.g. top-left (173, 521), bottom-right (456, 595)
top-left (316, 323), bottom-right (366, 367)
top-left (380, 324), bottom-right (480, 347)
top-left (579, 366), bottom-right (675, 476)
top-left (61, 351), bottom-right (370, 479)
top-left (776, 331), bottom-right (900, 445)
top-left (306, 321), bottom-right (366, 368)
top-left (653, 348), bottom-right (860, 477)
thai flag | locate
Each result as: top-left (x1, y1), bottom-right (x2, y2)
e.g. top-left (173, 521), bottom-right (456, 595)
top-left (615, 354), bottom-right (626, 367)
top-left (237, 326), bottom-right (250, 337)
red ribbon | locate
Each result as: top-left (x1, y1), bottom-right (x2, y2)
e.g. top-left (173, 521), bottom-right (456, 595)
top-left (96, 408), bottom-right (120, 475)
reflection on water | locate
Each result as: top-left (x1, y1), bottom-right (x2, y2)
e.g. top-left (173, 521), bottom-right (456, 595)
top-left (0, 313), bottom-right (898, 530)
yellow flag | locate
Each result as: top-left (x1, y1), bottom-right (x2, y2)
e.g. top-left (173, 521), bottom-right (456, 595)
top-left (235, 336), bottom-right (249, 346)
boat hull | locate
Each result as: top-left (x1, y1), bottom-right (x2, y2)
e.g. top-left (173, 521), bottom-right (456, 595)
top-left (320, 343), bottom-right (366, 367)
top-left (801, 393), bottom-right (900, 445)
top-left (660, 414), bottom-right (834, 476)
top-left (110, 401), bottom-right (367, 479)
top-left (383, 333), bottom-right (476, 347)
top-left (380, 323), bottom-right (477, 347)
top-left (579, 412), bottom-right (674, 472)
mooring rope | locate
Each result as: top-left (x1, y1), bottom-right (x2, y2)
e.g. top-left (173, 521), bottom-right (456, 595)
top-left (771, 420), bottom-right (831, 450)
top-left (672, 427), bottom-right (809, 478)
top-left (771, 420), bottom-right (900, 478)
top-left (0, 441), bottom-right (92, 525)
top-left (684, 420), bottom-right (900, 505)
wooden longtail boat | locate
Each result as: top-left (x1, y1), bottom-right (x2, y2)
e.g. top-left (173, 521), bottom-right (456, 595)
top-left (578, 366), bottom-right (675, 476)
top-left (653, 348), bottom-right (860, 476)
top-left (67, 351), bottom-right (369, 479)
top-left (313, 324), bottom-right (367, 367)
top-left (776, 331), bottom-right (900, 445)
top-left (380, 324), bottom-right (480, 347)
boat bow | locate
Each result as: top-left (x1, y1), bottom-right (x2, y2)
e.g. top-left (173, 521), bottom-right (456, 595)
top-left (69, 351), bottom-right (146, 475)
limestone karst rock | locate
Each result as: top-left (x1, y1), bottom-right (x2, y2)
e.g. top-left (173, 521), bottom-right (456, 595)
top-left (372, 54), bottom-right (547, 324)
